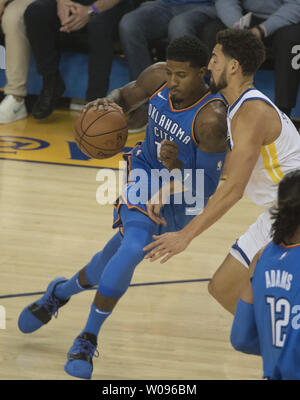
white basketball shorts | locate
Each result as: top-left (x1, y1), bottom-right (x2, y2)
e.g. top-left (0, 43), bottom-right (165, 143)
top-left (230, 208), bottom-right (273, 268)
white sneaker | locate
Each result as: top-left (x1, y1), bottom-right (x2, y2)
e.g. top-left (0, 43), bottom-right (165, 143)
top-left (0, 94), bottom-right (28, 123)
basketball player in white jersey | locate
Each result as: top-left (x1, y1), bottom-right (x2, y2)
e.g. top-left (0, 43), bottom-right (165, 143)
top-left (144, 28), bottom-right (300, 314)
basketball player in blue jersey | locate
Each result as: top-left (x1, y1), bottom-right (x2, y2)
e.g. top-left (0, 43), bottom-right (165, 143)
top-left (145, 29), bottom-right (300, 315)
top-left (18, 36), bottom-right (227, 379)
top-left (231, 170), bottom-right (300, 380)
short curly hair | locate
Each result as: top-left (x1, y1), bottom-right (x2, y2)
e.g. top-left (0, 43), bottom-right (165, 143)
top-left (216, 29), bottom-right (266, 76)
top-left (167, 35), bottom-right (209, 69)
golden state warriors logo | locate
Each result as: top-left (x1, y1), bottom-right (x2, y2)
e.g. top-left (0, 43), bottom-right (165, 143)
top-left (0, 136), bottom-right (50, 154)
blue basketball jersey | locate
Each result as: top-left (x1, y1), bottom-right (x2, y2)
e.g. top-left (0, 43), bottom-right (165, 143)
top-left (252, 242), bottom-right (300, 379)
top-left (141, 83), bottom-right (225, 172)
top-left (113, 84), bottom-right (226, 234)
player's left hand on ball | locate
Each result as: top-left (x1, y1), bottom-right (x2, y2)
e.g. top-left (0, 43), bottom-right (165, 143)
top-left (143, 231), bottom-right (190, 263)
top-left (158, 140), bottom-right (182, 171)
top-left (83, 99), bottom-right (123, 114)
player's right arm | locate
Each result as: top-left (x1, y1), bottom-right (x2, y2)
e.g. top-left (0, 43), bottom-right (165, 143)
top-left (83, 62), bottom-right (167, 114)
top-left (230, 249), bottom-right (264, 355)
top-left (143, 101), bottom-right (275, 263)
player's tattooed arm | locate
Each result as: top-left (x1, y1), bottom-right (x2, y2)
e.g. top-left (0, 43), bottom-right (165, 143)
top-left (83, 62), bottom-right (167, 115)
top-left (115, 62), bottom-right (168, 114)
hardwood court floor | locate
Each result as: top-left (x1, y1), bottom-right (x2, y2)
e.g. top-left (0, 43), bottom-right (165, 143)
top-left (0, 111), bottom-right (264, 380)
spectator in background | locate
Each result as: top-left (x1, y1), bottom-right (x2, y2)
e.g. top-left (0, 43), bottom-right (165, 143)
top-left (119, 0), bottom-right (218, 132)
top-left (0, 0), bottom-right (34, 124)
top-left (204, 0), bottom-right (300, 118)
top-left (24, 0), bottom-right (132, 120)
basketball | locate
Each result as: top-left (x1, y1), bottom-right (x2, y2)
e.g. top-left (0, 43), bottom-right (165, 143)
top-left (74, 106), bottom-right (128, 159)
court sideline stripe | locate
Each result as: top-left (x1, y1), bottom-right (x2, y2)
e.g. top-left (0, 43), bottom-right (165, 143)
top-left (0, 157), bottom-right (120, 170)
top-left (0, 278), bottom-right (211, 300)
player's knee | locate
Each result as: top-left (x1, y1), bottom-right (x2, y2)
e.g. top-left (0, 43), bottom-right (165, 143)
top-left (208, 271), bottom-right (245, 314)
top-left (130, 241), bottom-right (145, 262)
top-left (207, 276), bottom-right (223, 302)
top-left (121, 239), bottom-right (145, 264)
top-left (207, 278), bottom-right (214, 297)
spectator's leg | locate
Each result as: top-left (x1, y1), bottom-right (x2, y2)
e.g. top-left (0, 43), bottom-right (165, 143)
top-left (168, 5), bottom-right (217, 41)
top-left (2, 0), bottom-right (35, 98)
top-left (271, 23), bottom-right (300, 116)
top-left (86, 1), bottom-right (132, 102)
top-left (24, 0), bottom-right (60, 77)
top-left (119, 0), bottom-right (172, 81)
top-left (119, 0), bottom-right (172, 132)
top-left (0, 0), bottom-right (34, 123)
top-left (24, 0), bottom-right (65, 119)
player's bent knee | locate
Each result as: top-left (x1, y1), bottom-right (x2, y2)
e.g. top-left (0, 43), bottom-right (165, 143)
top-left (208, 275), bottom-right (233, 306)
top-left (207, 278), bottom-right (221, 300)
top-left (119, 239), bottom-right (145, 265)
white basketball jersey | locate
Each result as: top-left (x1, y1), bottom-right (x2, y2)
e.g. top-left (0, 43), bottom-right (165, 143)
top-left (227, 88), bottom-right (300, 207)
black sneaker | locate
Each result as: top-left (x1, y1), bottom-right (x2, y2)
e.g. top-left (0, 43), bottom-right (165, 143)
top-left (32, 72), bottom-right (65, 119)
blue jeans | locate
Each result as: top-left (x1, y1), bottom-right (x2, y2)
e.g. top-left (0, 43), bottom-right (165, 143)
top-left (119, 0), bottom-right (217, 80)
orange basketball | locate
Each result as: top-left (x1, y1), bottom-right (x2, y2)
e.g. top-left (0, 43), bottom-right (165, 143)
top-left (74, 106), bottom-right (128, 159)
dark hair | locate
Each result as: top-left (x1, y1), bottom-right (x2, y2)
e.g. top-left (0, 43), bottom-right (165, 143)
top-left (270, 169), bottom-right (300, 245)
top-left (216, 29), bottom-right (266, 76)
top-left (167, 35), bottom-right (209, 69)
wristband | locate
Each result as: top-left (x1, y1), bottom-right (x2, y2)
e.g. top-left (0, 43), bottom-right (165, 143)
top-left (90, 3), bottom-right (99, 14)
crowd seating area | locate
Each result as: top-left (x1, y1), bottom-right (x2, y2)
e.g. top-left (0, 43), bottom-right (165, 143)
top-left (0, 0), bottom-right (299, 118)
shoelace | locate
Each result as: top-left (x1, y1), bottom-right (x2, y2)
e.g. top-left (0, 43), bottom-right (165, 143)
top-left (43, 295), bottom-right (62, 318)
top-left (72, 337), bottom-right (100, 359)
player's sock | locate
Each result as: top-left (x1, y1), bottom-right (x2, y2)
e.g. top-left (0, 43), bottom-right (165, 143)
top-left (54, 232), bottom-right (122, 300)
top-left (80, 303), bottom-right (112, 337)
top-left (54, 271), bottom-right (88, 300)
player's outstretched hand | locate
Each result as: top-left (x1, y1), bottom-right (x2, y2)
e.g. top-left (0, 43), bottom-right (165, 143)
top-left (143, 231), bottom-right (190, 264)
top-left (158, 140), bottom-right (183, 171)
top-left (83, 99), bottom-right (123, 114)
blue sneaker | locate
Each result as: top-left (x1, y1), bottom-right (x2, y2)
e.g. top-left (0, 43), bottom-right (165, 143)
top-left (18, 277), bottom-right (69, 333)
top-left (64, 332), bottom-right (99, 379)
